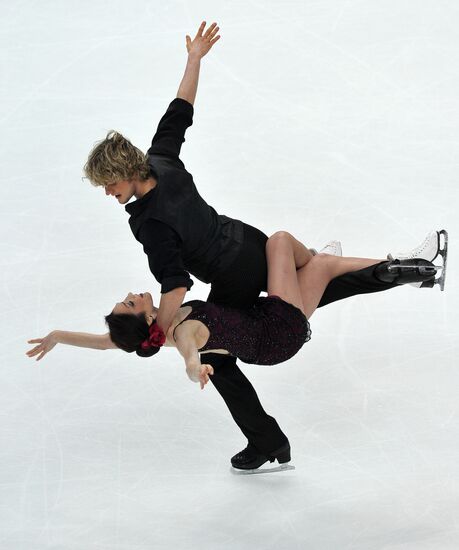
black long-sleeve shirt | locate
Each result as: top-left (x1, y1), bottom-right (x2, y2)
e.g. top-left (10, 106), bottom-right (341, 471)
top-left (138, 218), bottom-right (192, 294)
top-left (125, 98), bottom-right (244, 294)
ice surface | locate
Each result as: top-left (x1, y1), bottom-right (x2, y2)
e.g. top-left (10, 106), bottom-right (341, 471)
top-left (2, 1), bottom-right (459, 548)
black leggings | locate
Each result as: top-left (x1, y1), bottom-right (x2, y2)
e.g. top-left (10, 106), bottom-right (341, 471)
top-left (203, 224), bottom-right (398, 456)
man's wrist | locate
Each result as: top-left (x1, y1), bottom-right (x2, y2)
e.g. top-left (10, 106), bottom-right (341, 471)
top-left (187, 52), bottom-right (201, 64)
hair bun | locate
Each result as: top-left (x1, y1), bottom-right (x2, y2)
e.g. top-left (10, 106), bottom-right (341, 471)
top-left (136, 346), bottom-right (161, 358)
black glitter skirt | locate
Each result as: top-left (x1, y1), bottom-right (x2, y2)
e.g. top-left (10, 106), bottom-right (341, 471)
top-left (241, 295), bottom-right (312, 366)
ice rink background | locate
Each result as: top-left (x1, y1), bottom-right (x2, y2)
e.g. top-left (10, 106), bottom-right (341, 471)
top-left (1, 1), bottom-right (459, 548)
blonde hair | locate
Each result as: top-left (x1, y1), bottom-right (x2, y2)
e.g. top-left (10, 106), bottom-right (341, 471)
top-left (84, 131), bottom-right (151, 187)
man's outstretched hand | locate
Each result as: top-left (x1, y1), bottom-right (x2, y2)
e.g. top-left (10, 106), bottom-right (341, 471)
top-left (186, 21), bottom-right (220, 59)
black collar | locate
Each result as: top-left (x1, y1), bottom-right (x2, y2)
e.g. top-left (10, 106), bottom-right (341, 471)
top-left (125, 186), bottom-right (157, 216)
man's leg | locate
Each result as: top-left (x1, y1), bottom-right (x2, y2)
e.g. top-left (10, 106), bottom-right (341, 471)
top-left (205, 353), bottom-right (288, 457)
top-left (205, 224), bottom-right (289, 464)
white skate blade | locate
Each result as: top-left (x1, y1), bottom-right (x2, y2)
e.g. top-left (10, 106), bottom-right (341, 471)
top-left (423, 229), bottom-right (447, 290)
top-left (437, 229), bottom-right (448, 291)
top-left (230, 463), bottom-right (296, 475)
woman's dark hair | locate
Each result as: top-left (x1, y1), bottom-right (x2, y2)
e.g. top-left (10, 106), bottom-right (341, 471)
top-left (105, 312), bottom-right (160, 358)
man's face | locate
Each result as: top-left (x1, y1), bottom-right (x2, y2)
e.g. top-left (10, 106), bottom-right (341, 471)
top-left (104, 180), bottom-right (136, 204)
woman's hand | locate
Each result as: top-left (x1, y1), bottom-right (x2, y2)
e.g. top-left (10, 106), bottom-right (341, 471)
top-left (26, 331), bottom-right (60, 361)
top-left (197, 364), bottom-right (214, 390)
top-left (186, 21), bottom-right (220, 59)
top-left (186, 361), bottom-right (214, 389)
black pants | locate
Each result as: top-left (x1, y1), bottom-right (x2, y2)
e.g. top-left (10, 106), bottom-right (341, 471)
top-left (204, 224), bottom-right (398, 457)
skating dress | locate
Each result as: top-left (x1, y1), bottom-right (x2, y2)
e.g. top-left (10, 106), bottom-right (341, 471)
top-left (174, 296), bottom-right (312, 366)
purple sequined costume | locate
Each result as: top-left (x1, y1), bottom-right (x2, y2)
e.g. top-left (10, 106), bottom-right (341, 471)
top-left (174, 296), bottom-right (311, 365)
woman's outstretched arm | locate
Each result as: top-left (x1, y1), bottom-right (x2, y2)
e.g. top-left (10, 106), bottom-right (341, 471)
top-left (176, 21), bottom-right (220, 105)
top-left (26, 331), bottom-right (117, 361)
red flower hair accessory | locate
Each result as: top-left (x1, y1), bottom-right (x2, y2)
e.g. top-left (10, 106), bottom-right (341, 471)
top-left (141, 321), bottom-right (166, 350)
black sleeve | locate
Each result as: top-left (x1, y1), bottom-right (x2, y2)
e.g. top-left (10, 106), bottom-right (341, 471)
top-left (147, 98), bottom-right (194, 161)
top-left (138, 219), bottom-right (194, 294)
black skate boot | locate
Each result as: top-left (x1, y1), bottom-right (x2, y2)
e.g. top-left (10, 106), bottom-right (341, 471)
top-left (375, 259), bottom-right (438, 287)
top-left (231, 441), bottom-right (292, 473)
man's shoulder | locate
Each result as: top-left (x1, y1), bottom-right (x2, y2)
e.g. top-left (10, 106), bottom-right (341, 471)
top-left (148, 154), bottom-right (184, 172)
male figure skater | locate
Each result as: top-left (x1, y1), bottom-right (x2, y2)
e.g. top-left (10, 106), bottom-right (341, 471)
top-left (82, 22), bottom-right (436, 470)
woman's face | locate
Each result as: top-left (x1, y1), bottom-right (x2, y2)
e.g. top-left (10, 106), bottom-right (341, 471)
top-left (112, 292), bottom-right (154, 318)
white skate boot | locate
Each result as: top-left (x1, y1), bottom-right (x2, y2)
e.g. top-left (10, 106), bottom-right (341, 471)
top-left (388, 230), bottom-right (440, 263)
top-left (387, 230), bottom-right (448, 290)
top-left (310, 240), bottom-right (342, 257)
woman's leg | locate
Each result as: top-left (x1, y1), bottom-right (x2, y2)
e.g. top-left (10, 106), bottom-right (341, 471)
top-left (266, 231), bottom-right (385, 319)
top-left (297, 254), bottom-right (384, 318)
top-left (266, 231), bottom-right (315, 313)
top-left (268, 231), bottom-right (315, 269)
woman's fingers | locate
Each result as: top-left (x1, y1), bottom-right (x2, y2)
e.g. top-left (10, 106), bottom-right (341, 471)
top-left (26, 345), bottom-right (42, 356)
top-left (202, 364), bottom-right (214, 375)
top-left (26, 341), bottom-right (51, 360)
top-left (199, 364), bottom-right (214, 389)
top-left (27, 347), bottom-right (46, 361)
top-left (26, 339), bottom-right (44, 357)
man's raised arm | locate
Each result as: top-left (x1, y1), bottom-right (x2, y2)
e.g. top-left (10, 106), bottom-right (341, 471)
top-left (148, 22), bottom-right (220, 160)
top-left (177, 21), bottom-right (220, 105)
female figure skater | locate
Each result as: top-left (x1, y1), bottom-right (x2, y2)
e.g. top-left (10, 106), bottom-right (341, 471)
top-left (27, 230), bottom-right (444, 392)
